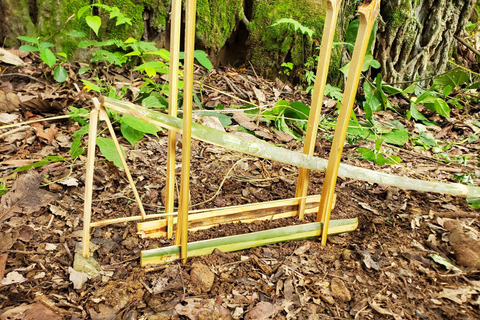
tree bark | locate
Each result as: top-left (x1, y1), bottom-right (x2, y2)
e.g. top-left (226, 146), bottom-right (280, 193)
top-left (375, 0), bottom-right (476, 86)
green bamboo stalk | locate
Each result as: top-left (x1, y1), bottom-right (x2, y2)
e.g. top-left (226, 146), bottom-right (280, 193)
top-left (141, 218), bottom-right (358, 266)
top-left (104, 98), bottom-right (480, 198)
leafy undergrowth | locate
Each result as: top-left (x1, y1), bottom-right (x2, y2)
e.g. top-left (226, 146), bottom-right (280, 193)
top-left (1, 47), bottom-right (480, 320)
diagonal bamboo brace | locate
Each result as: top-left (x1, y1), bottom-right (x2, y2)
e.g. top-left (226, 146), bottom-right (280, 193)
top-left (317, 0), bottom-right (380, 245)
top-left (296, 0), bottom-right (343, 220)
top-left (165, 0), bottom-right (182, 239)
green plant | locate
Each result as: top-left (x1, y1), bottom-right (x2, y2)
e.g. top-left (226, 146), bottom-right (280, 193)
top-left (77, 3), bottom-right (132, 37)
top-left (17, 36), bottom-right (69, 83)
top-left (357, 138), bottom-right (401, 166)
top-left (271, 18), bottom-right (314, 37)
top-left (281, 62), bottom-right (294, 76)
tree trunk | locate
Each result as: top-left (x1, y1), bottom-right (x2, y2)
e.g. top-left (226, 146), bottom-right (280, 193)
top-left (375, 0), bottom-right (476, 86)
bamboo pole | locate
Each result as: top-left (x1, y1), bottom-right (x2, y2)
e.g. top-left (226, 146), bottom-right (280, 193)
top-left (141, 218), bottom-right (358, 266)
top-left (103, 98), bottom-right (480, 198)
top-left (317, 0), bottom-right (381, 245)
top-left (175, 0), bottom-right (197, 265)
top-left (82, 101), bottom-right (99, 258)
top-left (99, 106), bottom-right (146, 219)
top-left (165, 0), bottom-right (182, 239)
top-left (296, 0), bottom-right (343, 219)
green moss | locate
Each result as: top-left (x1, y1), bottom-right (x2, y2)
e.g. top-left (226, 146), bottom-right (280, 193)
top-left (195, 0), bottom-right (243, 52)
top-left (248, 0), bottom-right (327, 79)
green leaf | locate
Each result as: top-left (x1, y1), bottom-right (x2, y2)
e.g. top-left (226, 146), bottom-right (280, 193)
top-left (357, 148), bottom-right (376, 162)
top-left (142, 96), bottom-right (166, 109)
top-left (135, 61), bottom-right (169, 75)
top-left (53, 66), bottom-right (68, 82)
top-left (92, 49), bottom-right (123, 66)
top-left (120, 114), bottom-right (159, 137)
top-left (77, 40), bottom-right (98, 48)
top-left (402, 83), bottom-right (416, 95)
top-left (432, 98), bottom-right (450, 118)
top-left (271, 18), bottom-right (314, 37)
top-left (19, 45), bottom-right (39, 52)
top-left (196, 111), bottom-right (233, 127)
top-left (78, 66), bottom-right (91, 75)
top-left (39, 42), bottom-right (55, 49)
top-left (121, 123), bottom-right (145, 146)
top-left (194, 50), bottom-right (213, 71)
top-left (13, 156), bottom-right (66, 172)
top-left (442, 85), bottom-right (453, 97)
top-left (418, 131), bottom-right (437, 147)
top-left (40, 48), bottom-right (56, 67)
top-left (466, 197), bottom-right (480, 209)
top-left (66, 30), bottom-right (87, 38)
top-left (77, 5), bottom-right (91, 19)
top-left (86, 15), bottom-right (102, 36)
top-left (72, 124), bottom-right (89, 137)
top-left (17, 36), bottom-right (39, 45)
top-left (428, 254), bottom-right (462, 272)
top-left (382, 129), bottom-right (409, 146)
top-left (69, 135), bottom-right (85, 158)
top-left (409, 103), bottom-right (428, 121)
top-left (81, 79), bottom-right (103, 93)
top-left (96, 137), bottom-right (125, 168)
top-left (433, 69), bottom-right (469, 88)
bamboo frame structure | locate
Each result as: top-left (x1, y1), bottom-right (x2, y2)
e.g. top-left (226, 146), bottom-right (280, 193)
top-left (318, 0), bottom-right (381, 245)
top-left (81, 98), bottom-right (146, 258)
top-left (296, 0), bottom-right (343, 220)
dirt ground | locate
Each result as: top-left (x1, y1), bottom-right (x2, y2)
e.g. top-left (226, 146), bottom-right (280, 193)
top-left (1, 52), bottom-right (480, 320)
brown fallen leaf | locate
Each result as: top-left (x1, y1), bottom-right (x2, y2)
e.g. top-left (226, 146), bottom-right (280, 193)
top-left (244, 301), bottom-right (283, 320)
top-left (0, 170), bottom-right (59, 222)
top-left (0, 253), bottom-right (7, 279)
top-left (0, 48), bottom-right (25, 66)
top-left (233, 113), bottom-right (258, 131)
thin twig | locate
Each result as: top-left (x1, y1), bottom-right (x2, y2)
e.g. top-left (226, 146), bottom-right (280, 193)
top-left (0, 73), bottom-right (54, 88)
top-left (0, 125), bottom-right (32, 139)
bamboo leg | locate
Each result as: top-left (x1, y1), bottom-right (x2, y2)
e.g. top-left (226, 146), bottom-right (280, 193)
top-left (295, 0), bottom-right (343, 219)
top-left (317, 0), bottom-right (380, 245)
top-left (175, 0), bottom-right (197, 265)
top-left (165, 0), bottom-right (182, 239)
top-left (98, 105), bottom-right (147, 219)
top-left (82, 105), bottom-right (99, 258)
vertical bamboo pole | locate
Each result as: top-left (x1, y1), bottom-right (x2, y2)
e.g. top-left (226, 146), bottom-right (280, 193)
top-left (99, 106), bottom-right (147, 219)
top-left (295, 0), bottom-right (343, 220)
top-left (165, 0), bottom-right (182, 239)
top-left (82, 101), bottom-right (99, 258)
top-left (317, 0), bottom-right (380, 245)
top-left (175, 0), bottom-right (197, 265)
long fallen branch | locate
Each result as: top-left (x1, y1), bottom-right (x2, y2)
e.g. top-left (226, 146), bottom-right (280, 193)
top-left (104, 97), bottom-right (480, 197)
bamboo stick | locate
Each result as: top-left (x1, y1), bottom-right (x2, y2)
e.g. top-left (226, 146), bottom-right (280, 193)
top-left (137, 194), bottom-right (323, 237)
top-left (318, 0), bottom-right (381, 245)
top-left (99, 106), bottom-right (147, 219)
top-left (175, 0), bottom-right (197, 265)
top-left (104, 98), bottom-right (480, 198)
top-left (296, 0), bottom-right (343, 220)
top-left (165, 0), bottom-right (182, 239)
top-left (141, 218), bottom-right (358, 266)
top-left (82, 102), bottom-right (99, 258)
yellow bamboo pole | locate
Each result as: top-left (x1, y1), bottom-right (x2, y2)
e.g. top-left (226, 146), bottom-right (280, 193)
top-left (82, 101), bottom-right (99, 258)
top-left (295, 0), bottom-right (343, 219)
top-left (175, 0), bottom-right (197, 265)
top-left (317, 0), bottom-right (380, 245)
top-left (165, 0), bottom-right (182, 239)
top-left (99, 106), bottom-right (147, 219)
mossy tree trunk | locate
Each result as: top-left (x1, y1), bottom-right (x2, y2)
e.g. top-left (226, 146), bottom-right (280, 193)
top-left (374, 0), bottom-right (476, 85)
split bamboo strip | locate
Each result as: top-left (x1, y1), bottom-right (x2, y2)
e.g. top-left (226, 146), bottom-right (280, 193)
top-left (296, 0), bottom-right (343, 220)
top-left (141, 218), bottom-right (358, 266)
top-left (90, 212), bottom-right (176, 227)
top-left (99, 106), bottom-right (147, 219)
top-left (104, 97), bottom-right (480, 198)
top-left (318, 0), bottom-right (381, 245)
top-left (82, 101), bottom-right (99, 258)
top-left (175, 0), bottom-right (197, 265)
top-left (137, 195), bottom-right (324, 238)
top-left (165, 0), bottom-right (182, 239)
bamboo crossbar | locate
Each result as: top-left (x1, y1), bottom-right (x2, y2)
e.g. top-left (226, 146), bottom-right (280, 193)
top-left (141, 218), bottom-right (358, 266)
top-left (137, 194), bottom-right (327, 238)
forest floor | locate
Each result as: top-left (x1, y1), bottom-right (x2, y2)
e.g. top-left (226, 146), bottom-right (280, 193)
top-left (1, 49), bottom-right (480, 320)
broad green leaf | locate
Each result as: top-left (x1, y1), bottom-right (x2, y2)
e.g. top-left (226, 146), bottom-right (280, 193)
top-left (402, 83), bottom-right (416, 95)
top-left (81, 79), bottom-right (103, 93)
top-left (382, 84), bottom-right (402, 95)
top-left (418, 131), bottom-right (437, 147)
top-left (357, 148), bottom-right (375, 162)
top-left (86, 15), bottom-right (102, 36)
top-left (13, 156), bottom-right (65, 172)
top-left (78, 66), bottom-right (91, 75)
top-left (196, 111), bottom-right (233, 127)
top-left (39, 42), bottom-right (55, 49)
top-left (53, 66), bottom-right (68, 82)
top-left (466, 197), bottom-right (480, 209)
top-left (194, 50), bottom-right (213, 71)
top-left (442, 85), bottom-right (453, 97)
top-left (77, 5), bottom-right (91, 18)
top-left (433, 69), bottom-right (469, 88)
top-left (135, 61), bottom-right (169, 75)
top-left (19, 45), bottom-right (39, 53)
top-left (121, 123), bottom-right (144, 146)
top-left (72, 124), bottom-right (89, 137)
top-left (17, 36), bottom-right (39, 45)
top-left (96, 137), bottom-right (125, 168)
top-left (466, 81), bottom-right (480, 89)
top-left (432, 98), bottom-right (450, 118)
top-left (382, 129), bottom-right (409, 146)
top-left (40, 48), bottom-right (56, 67)
top-left (69, 135), bottom-right (85, 158)
top-left (124, 50), bottom-right (141, 57)
top-left (409, 103), bottom-right (428, 121)
top-left (124, 37), bottom-right (137, 44)
top-left (144, 49), bottom-right (170, 60)
top-left (428, 254), bottom-right (461, 272)
top-left (121, 114), bottom-right (159, 137)
top-left (78, 40), bottom-right (98, 48)
top-left (92, 49), bottom-right (123, 66)
top-left (142, 96), bottom-right (166, 109)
